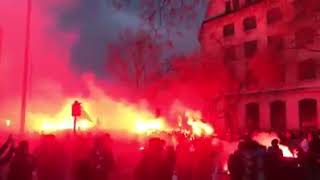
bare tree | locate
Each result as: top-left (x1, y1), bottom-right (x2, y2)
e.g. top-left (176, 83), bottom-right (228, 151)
top-left (107, 0), bottom-right (207, 89)
top-left (111, 0), bottom-right (206, 37)
top-left (107, 30), bottom-right (166, 89)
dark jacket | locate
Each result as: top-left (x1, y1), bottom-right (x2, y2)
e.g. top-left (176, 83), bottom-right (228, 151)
top-left (0, 137), bottom-right (14, 165)
top-left (8, 153), bottom-right (35, 180)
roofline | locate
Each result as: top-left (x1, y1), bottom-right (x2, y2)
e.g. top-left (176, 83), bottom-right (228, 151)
top-left (198, 0), bottom-right (265, 43)
top-left (203, 0), bottom-right (264, 25)
top-left (224, 85), bottom-right (320, 97)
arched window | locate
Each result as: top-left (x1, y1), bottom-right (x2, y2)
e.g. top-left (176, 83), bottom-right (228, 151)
top-left (270, 101), bottom-right (286, 131)
top-left (299, 99), bottom-right (317, 129)
top-left (245, 103), bottom-right (260, 131)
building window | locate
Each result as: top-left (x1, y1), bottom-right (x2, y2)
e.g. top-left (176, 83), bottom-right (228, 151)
top-left (244, 40), bottom-right (258, 58)
top-left (225, 1), bottom-right (232, 13)
top-left (268, 35), bottom-right (284, 52)
top-left (270, 101), bottom-right (286, 131)
top-left (298, 59), bottom-right (317, 81)
top-left (267, 7), bottom-right (283, 24)
top-left (245, 103), bottom-right (260, 131)
top-left (223, 23), bottom-right (235, 37)
top-left (243, 16), bottom-right (257, 31)
top-left (232, 0), bottom-right (240, 10)
top-left (295, 27), bottom-right (316, 48)
top-left (293, 0), bottom-right (320, 14)
top-left (299, 99), bottom-right (318, 129)
top-left (245, 0), bottom-right (260, 6)
top-left (246, 0), bottom-right (253, 5)
top-left (279, 64), bottom-right (286, 83)
top-left (224, 46), bottom-right (237, 61)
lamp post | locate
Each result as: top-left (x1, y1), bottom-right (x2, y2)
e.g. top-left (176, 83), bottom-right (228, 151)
top-left (0, 28), bottom-right (3, 66)
top-left (20, 0), bottom-right (32, 134)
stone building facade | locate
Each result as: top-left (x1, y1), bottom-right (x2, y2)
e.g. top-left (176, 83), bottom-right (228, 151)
top-left (199, 0), bottom-right (320, 132)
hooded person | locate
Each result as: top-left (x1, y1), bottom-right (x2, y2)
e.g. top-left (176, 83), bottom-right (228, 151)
top-left (134, 137), bottom-right (168, 180)
top-left (8, 140), bottom-right (35, 180)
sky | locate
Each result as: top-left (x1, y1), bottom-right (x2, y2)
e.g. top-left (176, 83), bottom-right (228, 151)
top-left (56, 0), bottom-right (207, 76)
top-left (0, 0), bottom-right (207, 78)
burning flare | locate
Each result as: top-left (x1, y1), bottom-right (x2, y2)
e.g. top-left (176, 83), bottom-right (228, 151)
top-left (29, 99), bottom-right (94, 133)
top-left (185, 110), bottom-right (214, 136)
top-left (252, 132), bottom-right (297, 158)
top-left (135, 118), bottom-right (166, 134)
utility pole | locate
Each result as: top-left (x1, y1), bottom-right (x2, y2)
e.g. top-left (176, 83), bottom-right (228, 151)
top-left (0, 28), bottom-right (3, 66)
top-left (20, 0), bottom-right (32, 134)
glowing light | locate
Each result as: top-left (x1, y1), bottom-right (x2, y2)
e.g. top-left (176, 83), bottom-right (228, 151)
top-left (42, 121), bottom-right (72, 132)
top-left (40, 118), bottom-right (93, 133)
top-left (178, 115), bottom-right (182, 128)
top-left (252, 132), bottom-right (296, 158)
top-left (279, 144), bottom-right (295, 158)
top-left (28, 95), bottom-right (171, 134)
top-left (5, 119), bottom-right (11, 127)
top-left (185, 110), bottom-right (214, 136)
top-left (223, 163), bottom-right (230, 174)
top-left (77, 120), bottom-right (92, 130)
top-left (135, 118), bottom-right (165, 134)
top-left (29, 99), bottom-right (94, 133)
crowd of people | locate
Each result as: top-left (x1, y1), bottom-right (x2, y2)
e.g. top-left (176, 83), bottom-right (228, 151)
top-left (0, 133), bottom-right (115, 180)
top-left (0, 131), bottom-right (227, 180)
top-left (228, 130), bottom-right (320, 180)
top-left (0, 130), bottom-right (319, 180)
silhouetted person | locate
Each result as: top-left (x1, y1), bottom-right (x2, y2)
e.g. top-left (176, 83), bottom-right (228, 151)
top-left (74, 158), bottom-right (92, 180)
top-left (301, 132), bottom-right (313, 153)
top-left (192, 138), bottom-right (214, 180)
top-left (240, 136), bottom-right (267, 180)
top-left (163, 145), bottom-right (175, 180)
top-left (8, 141), bottom-right (35, 180)
top-left (90, 134), bottom-right (115, 180)
top-left (306, 132), bottom-right (320, 180)
top-left (73, 135), bottom-right (92, 180)
top-left (228, 142), bottom-right (245, 180)
top-left (268, 139), bottom-right (283, 159)
top-left (35, 135), bottom-right (66, 180)
top-left (0, 135), bottom-right (14, 166)
top-left (266, 139), bottom-right (283, 180)
top-left (134, 138), bottom-right (168, 180)
top-left (176, 138), bottom-right (192, 180)
top-left (309, 133), bottom-right (320, 154)
top-left (0, 135), bottom-right (15, 180)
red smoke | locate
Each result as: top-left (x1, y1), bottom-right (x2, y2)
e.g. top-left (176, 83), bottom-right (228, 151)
top-left (0, 0), bottom-right (242, 134)
top-left (2, 0), bottom-right (318, 134)
top-left (0, 0), bottom-right (89, 130)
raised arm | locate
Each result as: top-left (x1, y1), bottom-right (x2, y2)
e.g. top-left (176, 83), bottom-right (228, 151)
top-left (0, 135), bottom-right (12, 155)
top-left (0, 143), bottom-right (14, 165)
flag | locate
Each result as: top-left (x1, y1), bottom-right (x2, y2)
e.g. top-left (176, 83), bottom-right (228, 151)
top-left (79, 109), bottom-right (93, 122)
